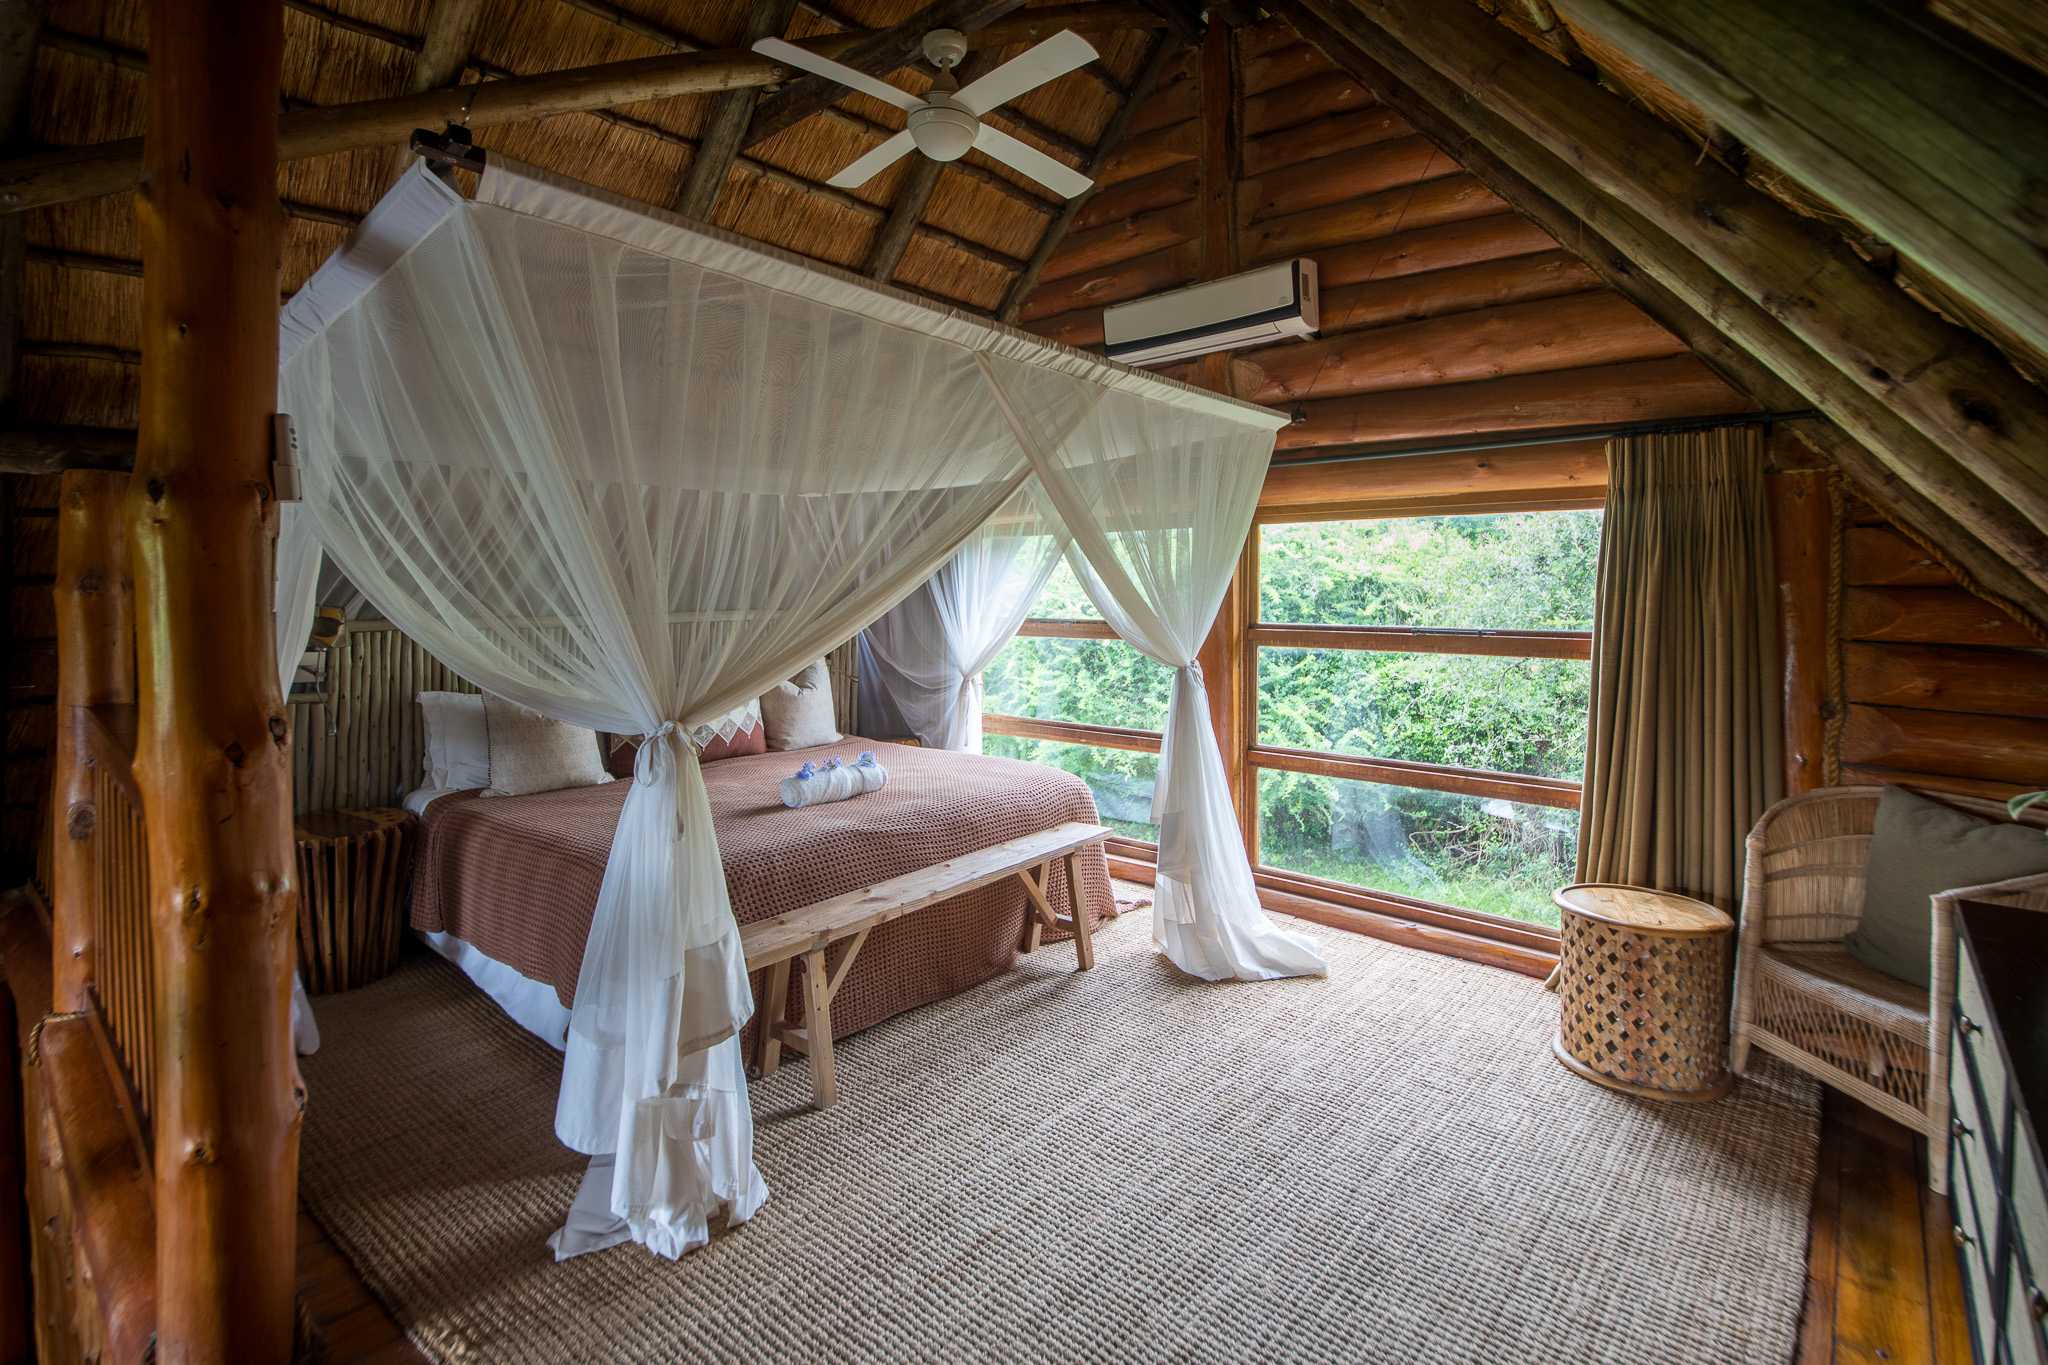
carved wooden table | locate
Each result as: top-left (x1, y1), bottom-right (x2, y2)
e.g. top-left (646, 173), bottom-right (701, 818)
top-left (1551, 882), bottom-right (1734, 1102)
top-left (295, 807), bottom-right (418, 994)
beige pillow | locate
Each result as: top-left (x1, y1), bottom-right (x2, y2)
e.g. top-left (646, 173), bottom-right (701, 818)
top-left (480, 696), bottom-right (614, 797)
top-left (760, 659), bottom-right (840, 752)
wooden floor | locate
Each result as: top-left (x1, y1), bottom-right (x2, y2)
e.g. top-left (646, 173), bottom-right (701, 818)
top-left (297, 1209), bottom-right (426, 1363)
top-left (1799, 1090), bottom-right (1972, 1365)
top-left (293, 1072), bottom-right (1967, 1364)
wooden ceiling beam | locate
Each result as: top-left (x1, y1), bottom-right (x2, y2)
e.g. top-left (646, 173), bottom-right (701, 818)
top-left (1345, 0), bottom-right (2048, 568)
top-left (675, 0), bottom-right (801, 221)
top-left (1283, 0), bottom-right (2048, 628)
top-left (1562, 0), bottom-right (2048, 370)
top-left (0, 6), bottom-right (1163, 215)
top-left (382, 0), bottom-right (483, 182)
top-left (742, 0), bottom-right (1027, 151)
top-left (999, 32), bottom-right (1181, 322)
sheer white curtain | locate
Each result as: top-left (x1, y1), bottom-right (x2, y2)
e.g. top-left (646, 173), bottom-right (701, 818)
top-left (276, 502), bottom-right (324, 1055)
top-left (282, 163), bottom-right (1030, 1258)
top-left (857, 484), bottom-right (1067, 749)
top-left (978, 355), bottom-right (1326, 982)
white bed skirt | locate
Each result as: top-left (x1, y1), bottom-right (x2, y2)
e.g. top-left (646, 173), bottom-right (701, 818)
top-left (418, 929), bottom-right (573, 1052)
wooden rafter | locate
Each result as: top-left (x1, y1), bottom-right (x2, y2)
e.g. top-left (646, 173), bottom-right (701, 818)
top-left (381, 0), bottom-right (482, 182)
top-left (1344, 0), bottom-right (2048, 578)
top-left (997, 32), bottom-right (1181, 322)
top-left (0, 6), bottom-right (1162, 215)
top-left (1563, 0), bottom-right (2048, 368)
top-left (742, 0), bottom-right (1027, 151)
top-left (675, 0), bottom-right (802, 221)
top-left (1281, 0), bottom-right (2048, 631)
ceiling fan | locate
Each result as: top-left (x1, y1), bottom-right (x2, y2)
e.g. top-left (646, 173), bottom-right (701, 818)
top-left (754, 28), bottom-right (1099, 199)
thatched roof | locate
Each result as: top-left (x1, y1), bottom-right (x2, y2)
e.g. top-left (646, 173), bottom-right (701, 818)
top-left (18, 0), bottom-right (1181, 432)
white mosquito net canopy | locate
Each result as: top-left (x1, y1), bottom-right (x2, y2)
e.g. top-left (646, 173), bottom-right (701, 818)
top-left (275, 158), bottom-right (1321, 1261)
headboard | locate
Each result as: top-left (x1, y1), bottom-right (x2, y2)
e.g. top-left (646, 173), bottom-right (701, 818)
top-left (289, 623), bottom-right (862, 815)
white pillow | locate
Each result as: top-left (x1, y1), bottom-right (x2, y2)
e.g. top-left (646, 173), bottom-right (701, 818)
top-left (420, 691), bottom-right (489, 790)
top-left (760, 659), bottom-right (840, 752)
top-left (480, 695), bottom-right (613, 797)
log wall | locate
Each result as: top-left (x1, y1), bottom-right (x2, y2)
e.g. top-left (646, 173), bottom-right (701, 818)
top-left (1824, 493), bottom-right (2048, 799)
top-left (1014, 17), bottom-right (1752, 452)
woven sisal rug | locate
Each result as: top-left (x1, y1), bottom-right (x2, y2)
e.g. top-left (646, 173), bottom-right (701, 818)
top-left (299, 904), bottom-right (1818, 1364)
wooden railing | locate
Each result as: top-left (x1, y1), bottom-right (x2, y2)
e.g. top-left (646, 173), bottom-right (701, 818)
top-left (87, 734), bottom-right (154, 1126)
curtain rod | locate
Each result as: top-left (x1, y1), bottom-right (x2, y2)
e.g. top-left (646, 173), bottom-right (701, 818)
top-left (1277, 408), bottom-right (1820, 469)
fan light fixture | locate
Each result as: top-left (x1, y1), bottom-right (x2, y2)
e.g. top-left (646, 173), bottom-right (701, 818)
top-left (753, 28), bottom-right (1100, 199)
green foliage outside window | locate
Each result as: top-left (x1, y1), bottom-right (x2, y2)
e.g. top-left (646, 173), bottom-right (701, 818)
top-left (980, 512), bottom-right (1603, 928)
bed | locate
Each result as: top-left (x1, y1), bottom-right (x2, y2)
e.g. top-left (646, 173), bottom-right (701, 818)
top-left (408, 738), bottom-right (1114, 1056)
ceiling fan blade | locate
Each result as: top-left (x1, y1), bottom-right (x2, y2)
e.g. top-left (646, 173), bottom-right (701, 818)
top-left (972, 123), bottom-right (1093, 199)
top-left (827, 130), bottom-right (918, 189)
top-left (753, 37), bottom-right (922, 114)
top-left (953, 31), bottom-right (1099, 117)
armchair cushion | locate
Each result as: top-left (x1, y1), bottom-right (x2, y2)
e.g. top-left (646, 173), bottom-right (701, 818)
top-left (1846, 786), bottom-right (2048, 988)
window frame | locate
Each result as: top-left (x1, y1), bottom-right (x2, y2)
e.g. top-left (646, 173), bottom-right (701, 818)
top-left (982, 618), bottom-right (1166, 866)
top-left (1241, 500), bottom-right (1602, 940)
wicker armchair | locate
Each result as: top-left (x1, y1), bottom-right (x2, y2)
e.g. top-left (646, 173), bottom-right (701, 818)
top-left (1731, 786), bottom-right (2048, 1192)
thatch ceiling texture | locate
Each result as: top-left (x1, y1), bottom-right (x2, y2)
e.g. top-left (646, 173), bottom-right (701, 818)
top-left (11, 0), bottom-right (1179, 440)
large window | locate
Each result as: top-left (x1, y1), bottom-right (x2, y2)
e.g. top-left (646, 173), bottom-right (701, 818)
top-left (1248, 511), bottom-right (1600, 928)
top-left (981, 560), bottom-right (1171, 842)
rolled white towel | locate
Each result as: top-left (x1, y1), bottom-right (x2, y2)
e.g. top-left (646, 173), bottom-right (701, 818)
top-left (778, 757), bottom-right (876, 808)
top-left (778, 762), bottom-right (829, 809)
top-left (851, 750), bottom-right (888, 794)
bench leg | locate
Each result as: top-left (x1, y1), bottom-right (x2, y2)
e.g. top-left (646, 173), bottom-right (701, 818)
top-left (757, 958), bottom-right (792, 1078)
top-left (1017, 859), bottom-right (1055, 955)
top-left (1064, 850), bottom-right (1095, 972)
top-left (799, 949), bottom-right (838, 1109)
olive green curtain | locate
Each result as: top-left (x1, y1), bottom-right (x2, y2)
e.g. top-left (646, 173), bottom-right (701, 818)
top-left (1576, 426), bottom-right (1783, 910)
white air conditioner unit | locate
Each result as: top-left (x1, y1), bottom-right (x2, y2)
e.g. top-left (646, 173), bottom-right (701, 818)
top-left (1102, 258), bottom-right (1319, 366)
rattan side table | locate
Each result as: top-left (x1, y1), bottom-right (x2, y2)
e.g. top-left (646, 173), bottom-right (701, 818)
top-left (295, 807), bottom-right (417, 994)
top-left (1551, 883), bottom-right (1734, 1102)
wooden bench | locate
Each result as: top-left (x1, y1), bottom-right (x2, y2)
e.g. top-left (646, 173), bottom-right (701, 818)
top-left (741, 820), bottom-right (1110, 1108)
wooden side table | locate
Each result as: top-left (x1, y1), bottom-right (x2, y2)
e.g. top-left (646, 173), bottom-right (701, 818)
top-left (295, 807), bottom-right (417, 995)
top-left (1552, 882), bottom-right (1735, 1102)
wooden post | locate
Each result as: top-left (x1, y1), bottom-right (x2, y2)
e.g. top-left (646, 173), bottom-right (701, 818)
top-left (130, 1), bottom-right (299, 1359)
top-left (1769, 469), bottom-right (1833, 796)
top-left (51, 471), bottom-right (133, 1013)
top-left (0, 956), bottom-right (25, 1365)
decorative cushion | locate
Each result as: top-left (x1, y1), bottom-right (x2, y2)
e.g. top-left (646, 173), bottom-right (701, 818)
top-left (759, 660), bottom-right (840, 752)
top-left (601, 704), bottom-right (766, 776)
top-left (419, 691), bottom-right (488, 791)
top-left (699, 711), bottom-right (767, 763)
top-left (1845, 786), bottom-right (2048, 988)
top-left (480, 696), bottom-right (613, 798)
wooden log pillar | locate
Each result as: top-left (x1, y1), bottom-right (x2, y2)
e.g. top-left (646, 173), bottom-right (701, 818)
top-left (1768, 468), bottom-right (1833, 796)
top-left (130, 1), bottom-right (299, 1359)
top-left (0, 947), bottom-right (24, 1365)
top-left (51, 471), bottom-right (134, 1013)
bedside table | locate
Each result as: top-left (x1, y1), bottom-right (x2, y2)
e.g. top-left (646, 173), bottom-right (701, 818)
top-left (294, 806), bottom-right (418, 994)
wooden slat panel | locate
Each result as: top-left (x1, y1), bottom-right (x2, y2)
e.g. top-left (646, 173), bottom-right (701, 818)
top-left (1836, 764), bottom-right (2038, 803)
top-left (1840, 703), bottom-right (2048, 785)
top-left (1259, 439), bottom-right (1608, 512)
top-left (1844, 641), bottom-right (2048, 717)
top-left (1841, 586), bottom-right (2041, 647)
top-left (1844, 526), bottom-right (1952, 587)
